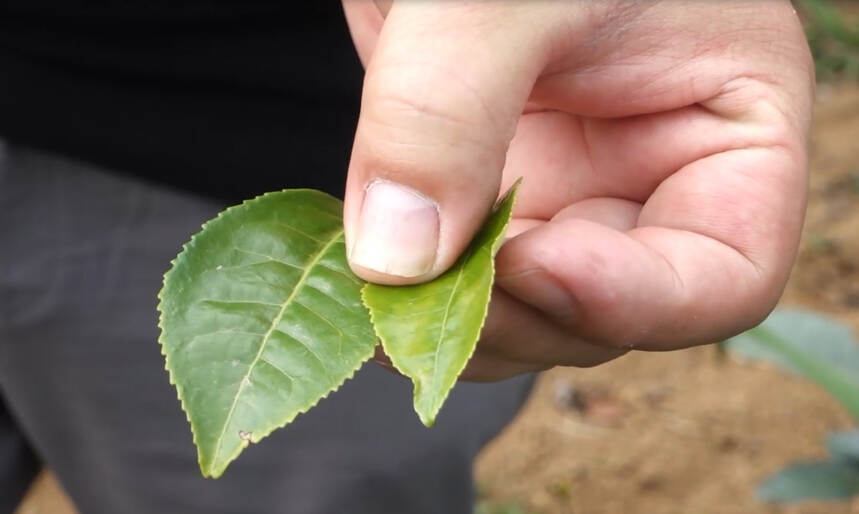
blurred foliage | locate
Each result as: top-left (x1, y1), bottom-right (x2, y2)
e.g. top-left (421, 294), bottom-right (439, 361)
top-left (795, 0), bottom-right (859, 81)
top-left (725, 309), bottom-right (859, 423)
top-left (757, 454), bottom-right (859, 503)
top-left (474, 501), bottom-right (535, 514)
top-left (474, 487), bottom-right (536, 514)
top-left (724, 309), bottom-right (859, 503)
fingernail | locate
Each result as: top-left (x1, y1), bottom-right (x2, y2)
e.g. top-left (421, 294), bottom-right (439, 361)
top-left (350, 180), bottom-right (439, 277)
top-left (496, 269), bottom-right (579, 323)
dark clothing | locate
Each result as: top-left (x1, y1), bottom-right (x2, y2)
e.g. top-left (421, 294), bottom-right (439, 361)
top-left (0, 397), bottom-right (38, 514)
top-left (0, 143), bottom-right (535, 513)
top-left (0, 2), bottom-right (362, 203)
top-left (0, 5), bottom-right (535, 511)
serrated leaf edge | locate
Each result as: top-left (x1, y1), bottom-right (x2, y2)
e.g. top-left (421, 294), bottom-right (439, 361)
top-left (156, 189), bottom-right (374, 478)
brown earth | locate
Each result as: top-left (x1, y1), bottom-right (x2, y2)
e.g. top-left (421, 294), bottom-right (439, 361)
top-left (15, 77), bottom-right (859, 514)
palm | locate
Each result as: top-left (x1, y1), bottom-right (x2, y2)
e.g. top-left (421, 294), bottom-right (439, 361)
top-left (504, 107), bottom-right (730, 234)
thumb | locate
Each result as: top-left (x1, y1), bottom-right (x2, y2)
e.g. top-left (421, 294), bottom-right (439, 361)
top-left (343, 2), bottom-right (547, 285)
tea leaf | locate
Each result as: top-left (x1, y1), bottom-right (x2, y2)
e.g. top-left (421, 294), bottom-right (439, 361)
top-left (158, 190), bottom-right (376, 478)
top-left (362, 180), bottom-right (520, 426)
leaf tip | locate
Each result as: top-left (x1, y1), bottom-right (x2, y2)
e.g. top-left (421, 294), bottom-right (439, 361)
top-left (416, 397), bottom-right (438, 427)
top-left (414, 387), bottom-right (445, 428)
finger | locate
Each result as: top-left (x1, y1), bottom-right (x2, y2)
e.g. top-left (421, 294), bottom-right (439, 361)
top-left (343, 2), bottom-right (554, 284)
top-left (458, 350), bottom-right (549, 383)
top-left (341, 1), bottom-right (384, 67)
top-left (496, 146), bottom-right (807, 351)
top-left (479, 287), bottom-right (628, 367)
top-left (552, 197), bottom-right (641, 232)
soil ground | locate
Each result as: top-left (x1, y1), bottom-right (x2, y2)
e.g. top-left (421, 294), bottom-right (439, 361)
top-left (15, 69), bottom-right (859, 514)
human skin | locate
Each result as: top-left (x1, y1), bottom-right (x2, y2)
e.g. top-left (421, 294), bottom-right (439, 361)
top-left (340, 0), bottom-right (814, 380)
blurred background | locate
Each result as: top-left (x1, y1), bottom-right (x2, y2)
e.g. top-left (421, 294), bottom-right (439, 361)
top-left (15, 1), bottom-right (859, 513)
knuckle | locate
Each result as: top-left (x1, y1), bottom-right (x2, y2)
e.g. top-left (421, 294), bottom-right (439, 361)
top-left (363, 60), bottom-right (506, 153)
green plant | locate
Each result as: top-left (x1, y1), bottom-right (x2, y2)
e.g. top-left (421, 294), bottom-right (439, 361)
top-left (474, 500), bottom-right (535, 514)
top-left (724, 308), bottom-right (859, 502)
top-left (158, 183), bottom-right (518, 477)
top-left (795, 0), bottom-right (859, 80)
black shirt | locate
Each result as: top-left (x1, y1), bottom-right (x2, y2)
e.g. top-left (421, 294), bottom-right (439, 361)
top-left (0, 1), bottom-right (364, 203)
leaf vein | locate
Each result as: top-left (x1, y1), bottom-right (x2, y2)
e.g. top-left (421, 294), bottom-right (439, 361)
top-left (183, 329), bottom-right (266, 349)
top-left (428, 248), bottom-right (475, 408)
top-left (317, 263), bottom-right (363, 286)
top-left (272, 222), bottom-right (327, 244)
top-left (273, 327), bottom-right (334, 380)
top-left (259, 356), bottom-right (297, 384)
top-left (294, 299), bottom-right (346, 341)
top-left (211, 229), bottom-right (343, 467)
top-left (304, 282), bottom-right (356, 312)
top-left (199, 299), bottom-right (283, 308)
top-left (230, 247), bottom-right (304, 271)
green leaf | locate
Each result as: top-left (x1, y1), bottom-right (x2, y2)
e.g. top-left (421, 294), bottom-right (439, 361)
top-left (829, 431), bottom-right (859, 465)
top-left (362, 180), bottom-right (521, 426)
top-left (758, 460), bottom-right (859, 503)
top-left (797, 0), bottom-right (859, 48)
top-left (724, 308), bottom-right (859, 423)
top-left (158, 190), bottom-right (376, 478)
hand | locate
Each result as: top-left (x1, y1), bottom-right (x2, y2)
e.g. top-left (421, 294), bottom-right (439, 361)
top-left (341, 0), bottom-right (814, 380)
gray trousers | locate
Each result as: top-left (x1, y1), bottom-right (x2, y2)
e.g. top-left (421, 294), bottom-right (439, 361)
top-left (0, 142), bottom-right (533, 514)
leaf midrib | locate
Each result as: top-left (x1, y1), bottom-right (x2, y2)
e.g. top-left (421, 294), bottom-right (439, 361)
top-left (209, 228), bottom-right (344, 471)
top-left (426, 246), bottom-right (475, 410)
